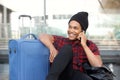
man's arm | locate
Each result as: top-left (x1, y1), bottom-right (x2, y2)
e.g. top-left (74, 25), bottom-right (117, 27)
top-left (39, 33), bottom-right (54, 48)
top-left (78, 31), bottom-right (103, 67)
top-left (39, 33), bottom-right (58, 62)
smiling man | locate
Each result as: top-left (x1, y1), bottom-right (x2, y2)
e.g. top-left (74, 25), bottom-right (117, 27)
top-left (39, 12), bottom-right (103, 80)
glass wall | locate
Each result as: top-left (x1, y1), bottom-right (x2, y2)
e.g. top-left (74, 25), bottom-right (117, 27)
top-left (5, 15), bottom-right (119, 57)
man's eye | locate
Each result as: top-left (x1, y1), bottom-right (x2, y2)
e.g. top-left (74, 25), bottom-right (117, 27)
top-left (74, 27), bottom-right (77, 29)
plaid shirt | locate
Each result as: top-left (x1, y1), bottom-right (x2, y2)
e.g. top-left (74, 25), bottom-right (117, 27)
top-left (53, 35), bottom-right (100, 72)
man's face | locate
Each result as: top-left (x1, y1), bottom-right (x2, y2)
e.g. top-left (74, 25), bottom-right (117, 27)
top-left (67, 20), bottom-right (82, 40)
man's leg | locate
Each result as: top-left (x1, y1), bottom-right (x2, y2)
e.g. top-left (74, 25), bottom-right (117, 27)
top-left (58, 61), bottom-right (73, 80)
top-left (46, 45), bottom-right (73, 80)
top-left (71, 70), bottom-right (93, 80)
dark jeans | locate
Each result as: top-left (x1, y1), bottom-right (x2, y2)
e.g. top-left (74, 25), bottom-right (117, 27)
top-left (46, 45), bottom-right (93, 80)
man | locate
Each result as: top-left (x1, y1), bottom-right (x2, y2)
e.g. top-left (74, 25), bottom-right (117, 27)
top-left (39, 11), bottom-right (103, 80)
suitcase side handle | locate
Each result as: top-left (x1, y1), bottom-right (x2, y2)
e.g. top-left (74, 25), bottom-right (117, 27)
top-left (21, 34), bottom-right (37, 40)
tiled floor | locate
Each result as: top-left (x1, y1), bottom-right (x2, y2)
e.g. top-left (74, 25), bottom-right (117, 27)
top-left (0, 63), bottom-right (120, 80)
top-left (0, 64), bottom-right (9, 80)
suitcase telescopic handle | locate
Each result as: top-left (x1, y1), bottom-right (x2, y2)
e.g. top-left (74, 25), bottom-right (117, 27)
top-left (21, 34), bottom-right (37, 40)
top-left (18, 15), bottom-right (32, 20)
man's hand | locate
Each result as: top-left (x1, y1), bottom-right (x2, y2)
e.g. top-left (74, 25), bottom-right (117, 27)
top-left (77, 31), bottom-right (87, 47)
top-left (49, 45), bottom-right (58, 63)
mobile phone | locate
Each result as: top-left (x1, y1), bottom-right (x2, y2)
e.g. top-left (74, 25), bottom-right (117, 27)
top-left (78, 30), bottom-right (84, 41)
top-left (79, 37), bottom-right (81, 42)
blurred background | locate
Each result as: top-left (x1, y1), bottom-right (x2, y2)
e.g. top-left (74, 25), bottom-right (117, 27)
top-left (0, 0), bottom-right (120, 80)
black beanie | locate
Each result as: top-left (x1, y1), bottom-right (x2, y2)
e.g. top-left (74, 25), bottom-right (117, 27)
top-left (69, 12), bottom-right (88, 32)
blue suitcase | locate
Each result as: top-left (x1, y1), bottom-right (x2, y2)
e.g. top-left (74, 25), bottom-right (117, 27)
top-left (9, 34), bottom-right (50, 80)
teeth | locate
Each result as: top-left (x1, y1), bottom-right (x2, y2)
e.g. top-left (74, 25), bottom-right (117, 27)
top-left (69, 33), bottom-right (74, 37)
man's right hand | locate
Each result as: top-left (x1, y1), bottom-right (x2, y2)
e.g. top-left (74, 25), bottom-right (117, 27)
top-left (39, 33), bottom-right (57, 62)
top-left (49, 45), bottom-right (58, 63)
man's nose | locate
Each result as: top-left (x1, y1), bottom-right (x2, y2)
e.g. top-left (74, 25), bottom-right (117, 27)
top-left (69, 28), bottom-right (74, 32)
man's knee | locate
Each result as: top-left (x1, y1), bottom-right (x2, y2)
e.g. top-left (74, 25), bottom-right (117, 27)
top-left (59, 44), bottom-right (73, 57)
